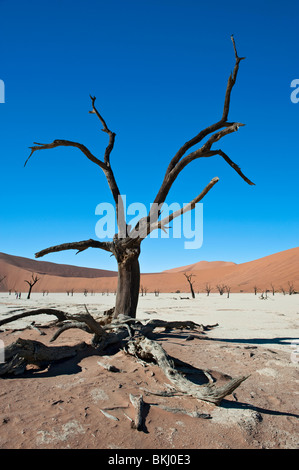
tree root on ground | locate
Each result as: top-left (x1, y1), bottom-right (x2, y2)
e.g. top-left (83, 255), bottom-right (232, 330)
top-left (0, 306), bottom-right (249, 412)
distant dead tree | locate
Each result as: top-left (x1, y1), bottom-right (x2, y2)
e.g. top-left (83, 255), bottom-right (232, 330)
top-left (216, 284), bottom-right (225, 295)
top-left (140, 286), bottom-right (148, 296)
top-left (253, 285), bottom-right (258, 295)
top-left (205, 283), bottom-right (212, 296)
top-left (280, 286), bottom-right (286, 295)
top-left (0, 275), bottom-right (6, 286)
top-left (270, 283), bottom-right (275, 296)
top-left (184, 272), bottom-right (195, 299)
top-left (225, 285), bottom-right (231, 298)
top-left (24, 273), bottom-right (40, 299)
top-left (288, 281), bottom-right (295, 295)
top-left (154, 289), bottom-right (160, 297)
top-left (260, 290), bottom-right (269, 300)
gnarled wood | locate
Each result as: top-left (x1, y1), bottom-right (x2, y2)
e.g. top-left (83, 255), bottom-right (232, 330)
top-left (0, 308), bottom-right (69, 327)
top-left (0, 308), bottom-right (248, 406)
top-left (129, 394), bottom-right (145, 431)
top-left (0, 338), bottom-right (86, 376)
top-left (126, 336), bottom-right (248, 405)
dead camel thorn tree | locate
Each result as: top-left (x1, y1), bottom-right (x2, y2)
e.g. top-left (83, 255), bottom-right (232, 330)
top-left (0, 37), bottom-right (254, 408)
top-left (24, 273), bottom-right (40, 299)
top-left (205, 283), bottom-right (212, 296)
top-left (24, 35), bottom-right (253, 320)
top-left (184, 272), bottom-right (196, 299)
top-left (216, 284), bottom-right (226, 296)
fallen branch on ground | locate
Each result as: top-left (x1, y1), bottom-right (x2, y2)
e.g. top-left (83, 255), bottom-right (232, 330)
top-left (0, 306), bottom-right (248, 407)
top-left (126, 335), bottom-right (248, 406)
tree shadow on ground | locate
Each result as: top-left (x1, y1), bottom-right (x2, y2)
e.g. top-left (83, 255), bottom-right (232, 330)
top-left (2, 343), bottom-right (99, 379)
top-left (220, 399), bottom-right (299, 419)
top-left (208, 337), bottom-right (297, 347)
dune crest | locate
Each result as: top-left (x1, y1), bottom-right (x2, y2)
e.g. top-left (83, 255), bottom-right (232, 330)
top-left (0, 247), bottom-right (298, 293)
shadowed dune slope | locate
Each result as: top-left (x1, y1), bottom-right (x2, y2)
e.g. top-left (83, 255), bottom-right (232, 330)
top-left (0, 247), bottom-right (298, 293)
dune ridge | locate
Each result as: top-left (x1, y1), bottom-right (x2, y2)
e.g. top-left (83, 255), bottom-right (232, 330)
top-left (0, 247), bottom-right (298, 294)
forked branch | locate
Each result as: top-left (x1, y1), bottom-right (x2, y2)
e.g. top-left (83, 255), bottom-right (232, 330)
top-left (89, 95), bottom-right (116, 167)
top-left (126, 336), bottom-right (248, 405)
top-left (25, 139), bottom-right (107, 170)
top-left (150, 35), bottom-right (253, 220)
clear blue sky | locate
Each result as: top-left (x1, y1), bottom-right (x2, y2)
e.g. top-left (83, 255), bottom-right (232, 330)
top-left (0, 0), bottom-right (298, 272)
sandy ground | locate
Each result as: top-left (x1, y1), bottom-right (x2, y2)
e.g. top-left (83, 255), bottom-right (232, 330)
top-left (0, 292), bottom-right (298, 450)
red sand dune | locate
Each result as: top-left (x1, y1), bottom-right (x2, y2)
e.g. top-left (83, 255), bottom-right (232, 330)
top-left (0, 247), bottom-right (298, 294)
top-left (163, 260), bottom-right (236, 273)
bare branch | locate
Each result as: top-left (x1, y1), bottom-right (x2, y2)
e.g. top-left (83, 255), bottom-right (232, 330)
top-left (25, 140), bottom-right (107, 170)
top-left (89, 95), bottom-right (116, 166)
top-left (149, 36), bottom-right (252, 216)
top-left (145, 177), bottom-right (219, 237)
top-left (0, 308), bottom-right (69, 327)
top-left (25, 273), bottom-right (40, 287)
top-left (25, 100), bottom-right (126, 234)
top-left (216, 150), bottom-right (255, 185)
top-left (35, 239), bottom-right (113, 259)
top-left (165, 36), bottom-right (245, 176)
top-left (222, 35), bottom-right (246, 122)
top-left (88, 96), bottom-right (126, 231)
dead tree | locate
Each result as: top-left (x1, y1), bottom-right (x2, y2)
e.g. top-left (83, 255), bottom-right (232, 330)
top-left (270, 283), bottom-right (275, 296)
top-left (0, 37), bottom-right (254, 410)
top-left (184, 272), bottom-right (196, 299)
top-left (216, 284), bottom-right (225, 296)
top-left (205, 283), bottom-right (212, 296)
top-left (288, 281), bottom-right (295, 295)
top-left (225, 285), bottom-right (231, 298)
top-left (140, 286), bottom-right (148, 296)
top-left (24, 36), bottom-right (253, 320)
top-left (24, 273), bottom-right (40, 299)
top-left (253, 285), bottom-right (258, 295)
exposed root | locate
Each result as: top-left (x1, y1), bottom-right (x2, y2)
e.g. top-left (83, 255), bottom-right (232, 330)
top-left (0, 307), bottom-right (248, 406)
top-left (0, 338), bottom-right (86, 376)
top-left (126, 336), bottom-right (249, 405)
top-left (0, 308), bottom-right (69, 327)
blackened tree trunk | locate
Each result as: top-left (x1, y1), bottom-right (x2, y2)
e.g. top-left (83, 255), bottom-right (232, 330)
top-left (27, 285), bottom-right (33, 300)
top-left (25, 274), bottom-right (40, 300)
top-left (114, 249), bottom-right (140, 318)
top-left (184, 273), bottom-right (196, 299)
